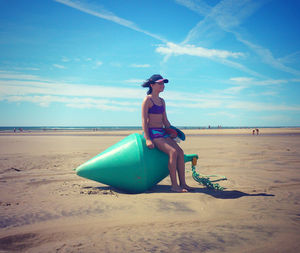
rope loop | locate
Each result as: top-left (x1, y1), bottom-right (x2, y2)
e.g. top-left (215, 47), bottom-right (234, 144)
top-left (191, 164), bottom-right (227, 191)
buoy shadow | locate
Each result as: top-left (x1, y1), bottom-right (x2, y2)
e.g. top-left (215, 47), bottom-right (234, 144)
top-left (80, 185), bottom-right (275, 199)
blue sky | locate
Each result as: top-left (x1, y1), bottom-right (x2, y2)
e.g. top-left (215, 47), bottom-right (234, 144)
top-left (1, 0), bottom-right (300, 127)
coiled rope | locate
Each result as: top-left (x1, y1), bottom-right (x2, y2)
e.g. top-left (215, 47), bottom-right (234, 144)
top-left (191, 157), bottom-right (227, 191)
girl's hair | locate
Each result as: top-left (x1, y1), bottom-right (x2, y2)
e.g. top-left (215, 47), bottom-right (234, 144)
top-left (141, 79), bottom-right (155, 95)
top-left (141, 74), bottom-right (168, 95)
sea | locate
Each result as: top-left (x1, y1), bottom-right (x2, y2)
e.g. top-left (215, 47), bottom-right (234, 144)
top-left (0, 126), bottom-right (298, 132)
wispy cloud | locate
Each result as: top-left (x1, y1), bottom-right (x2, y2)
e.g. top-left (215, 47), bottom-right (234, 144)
top-left (230, 77), bottom-right (288, 86)
top-left (0, 71), bottom-right (144, 111)
top-left (223, 85), bottom-right (246, 94)
top-left (53, 64), bottom-right (66, 69)
top-left (176, 0), bottom-right (300, 77)
top-left (234, 33), bottom-right (300, 76)
top-left (5, 95), bottom-right (138, 111)
top-left (0, 80), bottom-right (143, 99)
top-left (226, 101), bottom-right (300, 111)
top-left (12, 67), bottom-right (40, 71)
top-left (92, 61), bottom-right (103, 69)
top-left (124, 79), bottom-right (144, 85)
top-left (1, 71), bottom-right (299, 112)
top-left (61, 56), bottom-right (70, 62)
top-left (130, 64), bottom-right (151, 68)
top-left (278, 51), bottom-right (300, 64)
top-left (178, 0), bottom-right (268, 43)
top-left (0, 71), bottom-right (41, 81)
top-left (175, 0), bottom-right (211, 16)
top-left (156, 42), bottom-right (243, 59)
top-left (54, 0), bottom-right (167, 42)
top-left (110, 62), bottom-right (122, 67)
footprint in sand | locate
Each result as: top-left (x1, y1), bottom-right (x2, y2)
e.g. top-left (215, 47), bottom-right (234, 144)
top-left (0, 201), bottom-right (19, 207)
top-left (0, 167), bottom-right (22, 174)
top-left (80, 186), bottom-right (118, 196)
top-left (0, 233), bottom-right (38, 251)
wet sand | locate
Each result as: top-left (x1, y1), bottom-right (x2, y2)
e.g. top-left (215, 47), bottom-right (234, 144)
top-left (0, 128), bottom-right (300, 252)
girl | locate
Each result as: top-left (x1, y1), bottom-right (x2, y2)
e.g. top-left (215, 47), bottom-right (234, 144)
top-left (141, 74), bottom-right (193, 192)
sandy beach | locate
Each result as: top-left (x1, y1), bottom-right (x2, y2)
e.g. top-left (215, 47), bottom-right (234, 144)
top-left (0, 128), bottom-right (300, 252)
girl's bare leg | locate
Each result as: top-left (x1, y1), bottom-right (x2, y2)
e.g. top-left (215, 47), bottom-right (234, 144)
top-left (152, 138), bottom-right (187, 192)
top-left (166, 138), bottom-right (194, 191)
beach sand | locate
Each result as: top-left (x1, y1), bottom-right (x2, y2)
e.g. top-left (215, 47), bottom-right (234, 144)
top-left (0, 128), bottom-right (300, 252)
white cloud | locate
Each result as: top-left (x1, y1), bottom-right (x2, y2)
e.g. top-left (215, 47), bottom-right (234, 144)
top-left (226, 101), bottom-right (300, 111)
top-left (218, 58), bottom-right (265, 78)
top-left (0, 79), bottom-right (144, 99)
top-left (5, 95), bottom-right (138, 111)
top-left (168, 100), bottom-right (222, 109)
top-left (156, 42), bottom-right (244, 59)
top-left (12, 67), bottom-right (40, 71)
top-left (234, 34), bottom-right (300, 76)
top-left (110, 62), bottom-right (122, 67)
top-left (130, 64), bottom-right (151, 68)
top-left (53, 64), bottom-right (66, 69)
top-left (1, 71), bottom-right (299, 113)
top-left (230, 77), bottom-right (288, 86)
top-left (0, 71), bottom-right (41, 81)
top-left (223, 86), bottom-right (246, 94)
top-left (54, 0), bottom-right (167, 42)
top-left (278, 51), bottom-right (300, 64)
top-left (124, 79), bottom-right (144, 84)
top-left (61, 56), bottom-right (70, 62)
top-left (230, 77), bottom-right (253, 83)
top-left (175, 0), bottom-right (211, 16)
top-left (178, 0), bottom-right (300, 77)
top-left (92, 61), bottom-right (103, 69)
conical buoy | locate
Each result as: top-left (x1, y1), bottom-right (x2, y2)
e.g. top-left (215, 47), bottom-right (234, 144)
top-left (75, 133), bottom-right (198, 193)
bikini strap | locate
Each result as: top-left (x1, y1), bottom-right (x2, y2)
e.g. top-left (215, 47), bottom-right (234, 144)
top-left (149, 97), bottom-right (162, 106)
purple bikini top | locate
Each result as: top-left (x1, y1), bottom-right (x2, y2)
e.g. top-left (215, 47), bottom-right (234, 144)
top-left (148, 98), bottom-right (165, 114)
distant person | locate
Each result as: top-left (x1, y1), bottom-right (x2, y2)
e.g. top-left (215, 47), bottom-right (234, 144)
top-left (252, 129), bottom-right (255, 135)
top-left (256, 128), bottom-right (259, 135)
top-left (14, 128), bottom-right (16, 133)
top-left (141, 74), bottom-right (193, 193)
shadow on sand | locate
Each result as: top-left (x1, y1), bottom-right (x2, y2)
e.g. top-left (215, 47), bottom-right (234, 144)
top-left (83, 185), bottom-right (274, 199)
top-left (147, 185), bottom-right (275, 199)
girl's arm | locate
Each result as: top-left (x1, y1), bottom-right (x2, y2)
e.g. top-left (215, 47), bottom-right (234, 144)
top-left (162, 99), bottom-right (171, 128)
top-left (141, 97), bottom-right (154, 148)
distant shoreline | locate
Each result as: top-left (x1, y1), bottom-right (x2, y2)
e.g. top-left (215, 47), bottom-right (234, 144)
top-left (1, 126), bottom-right (299, 132)
top-left (1, 127), bottom-right (300, 137)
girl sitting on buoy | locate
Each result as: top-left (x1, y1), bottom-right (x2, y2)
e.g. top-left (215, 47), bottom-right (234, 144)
top-left (141, 74), bottom-right (194, 192)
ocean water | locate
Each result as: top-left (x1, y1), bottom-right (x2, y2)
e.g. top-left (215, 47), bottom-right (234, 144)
top-left (0, 126), bottom-right (298, 132)
top-left (0, 126), bottom-right (141, 132)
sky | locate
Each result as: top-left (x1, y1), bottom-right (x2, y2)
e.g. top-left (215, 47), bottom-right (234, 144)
top-left (0, 0), bottom-right (300, 127)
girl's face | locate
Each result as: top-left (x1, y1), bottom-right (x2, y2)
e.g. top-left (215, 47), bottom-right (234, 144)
top-left (152, 82), bottom-right (165, 93)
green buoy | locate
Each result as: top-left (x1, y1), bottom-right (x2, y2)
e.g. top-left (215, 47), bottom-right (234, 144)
top-left (75, 133), bottom-right (197, 193)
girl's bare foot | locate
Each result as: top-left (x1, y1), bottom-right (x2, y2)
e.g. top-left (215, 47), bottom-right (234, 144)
top-left (170, 186), bottom-right (188, 193)
top-left (180, 184), bottom-right (196, 192)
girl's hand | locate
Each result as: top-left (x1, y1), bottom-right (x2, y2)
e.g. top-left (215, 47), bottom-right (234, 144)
top-left (146, 139), bottom-right (155, 149)
top-left (165, 128), bottom-right (177, 139)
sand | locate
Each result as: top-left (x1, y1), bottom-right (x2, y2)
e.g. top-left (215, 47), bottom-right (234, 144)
top-left (0, 128), bottom-right (300, 252)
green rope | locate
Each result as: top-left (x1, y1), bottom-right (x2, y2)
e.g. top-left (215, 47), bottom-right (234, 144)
top-left (191, 165), bottom-right (227, 191)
